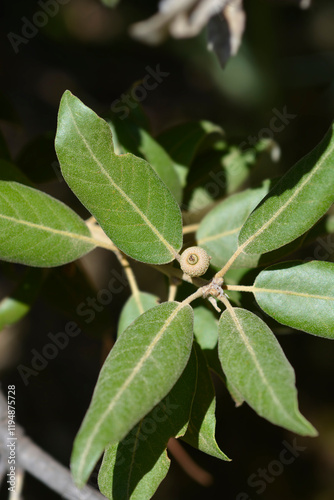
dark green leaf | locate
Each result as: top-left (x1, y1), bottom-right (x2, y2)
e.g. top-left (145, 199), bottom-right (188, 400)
top-left (98, 347), bottom-right (197, 500)
top-left (71, 301), bottom-right (193, 487)
top-left (182, 342), bottom-right (229, 460)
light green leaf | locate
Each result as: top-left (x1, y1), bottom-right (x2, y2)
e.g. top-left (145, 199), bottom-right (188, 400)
top-left (0, 268), bottom-right (44, 331)
top-left (254, 261), bottom-right (334, 339)
top-left (55, 91), bottom-right (182, 265)
top-left (239, 124), bottom-right (334, 254)
top-left (108, 118), bottom-right (183, 203)
top-left (118, 292), bottom-right (159, 336)
top-left (98, 347), bottom-right (197, 500)
top-left (0, 181), bottom-right (95, 267)
top-left (218, 307), bottom-right (317, 436)
top-left (71, 301), bottom-right (194, 487)
top-left (197, 182), bottom-right (270, 269)
top-left (182, 342), bottom-right (229, 461)
top-left (193, 306), bottom-right (218, 350)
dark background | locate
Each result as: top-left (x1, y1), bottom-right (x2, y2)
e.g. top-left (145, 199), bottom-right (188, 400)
top-left (0, 0), bottom-right (334, 499)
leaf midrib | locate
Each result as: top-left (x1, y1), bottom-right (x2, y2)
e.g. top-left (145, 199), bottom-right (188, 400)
top-left (253, 286), bottom-right (334, 301)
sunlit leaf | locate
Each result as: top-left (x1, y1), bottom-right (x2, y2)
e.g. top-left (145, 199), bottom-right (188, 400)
top-left (0, 181), bottom-right (95, 267)
top-left (56, 91), bottom-right (183, 264)
top-left (239, 124), bottom-right (334, 254)
top-left (218, 307), bottom-right (317, 435)
top-left (254, 261), bottom-right (334, 339)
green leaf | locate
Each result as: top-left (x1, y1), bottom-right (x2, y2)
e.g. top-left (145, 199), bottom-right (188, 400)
top-left (0, 181), bottom-right (95, 267)
top-left (0, 160), bottom-right (32, 186)
top-left (109, 118), bottom-right (183, 203)
top-left (0, 268), bottom-right (44, 331)
top-left (118, 292), bottom-right (159, 336)
top-left (197, 182), bottom-right (270, 269)
top-left (98, 347), bottom-right (197, 500)
top-left (254, 261), bottom-right (334, 339)
top-left (218, 307), bottom-right (317, 436)
top-left (239, 124), bottom-right (334, 254)
top-left (56, 91), bottom-right (183, 265)
top-left (71, 301), bottom-right (194, 487)
top-left (182, 342), bottom-right (229, 460)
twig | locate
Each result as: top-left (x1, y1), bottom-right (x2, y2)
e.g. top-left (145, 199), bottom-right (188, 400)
top-left (9, 467), bottom-right (24, 500)
top-left (113, 249), bottom-right (144, 313)
top-left (0, 392), bottom-right (106, 500)
top-left (167, 438), bottom-right (213, 487)
top-left (183, 224), bottom-right (200, 235)
top-left (168, 282), bottom-right (178, 302)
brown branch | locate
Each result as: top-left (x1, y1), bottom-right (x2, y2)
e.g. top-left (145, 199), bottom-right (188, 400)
top-left (167, 437), bottom-right (213, 487)
top-left (0, 391), bottom-right (106, 500)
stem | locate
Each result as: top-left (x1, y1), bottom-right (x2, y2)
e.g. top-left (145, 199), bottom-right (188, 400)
top-left (217, 291), bottom-right (234, 313)
top-left (183, 223), bottom-right (200, 235)
top-left (181, 287), bottom-right (204, 306)
top-left (214, 242), bottom-right (248, 279)
top-left (85, 219), bottom-right (118, 252)
top-left (168, 282), bottom-right (178, 302)
top-left (113, 249), bottom-right (144, 312)
top-left (151, 264), bottom-right (209, 288)
top-left (167, 438), bottom-right (213, 487)
top-left (224, 284), bottom-right (254, 293)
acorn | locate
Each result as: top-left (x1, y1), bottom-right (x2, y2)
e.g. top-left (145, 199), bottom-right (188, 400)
top-left (180, 246), bottom-right (211, 277)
